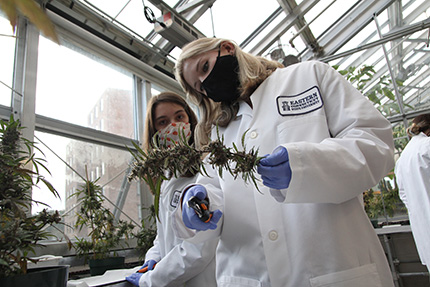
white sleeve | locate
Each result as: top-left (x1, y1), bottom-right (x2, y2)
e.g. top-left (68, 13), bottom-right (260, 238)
top-left (284, 63), bottom-right (395, 204)
top-left (171, 160), bottom-right (224, 243)
top-left (143, 234), bottom-right (162, 262)
top-left (395, 161), bottom-right (408, 209)
top-left (395, 139), bottom-right (430, 211)
top-left (138, 237), bottom-right (218, 287)
top-left (410, 145), bottom-right (430, 199)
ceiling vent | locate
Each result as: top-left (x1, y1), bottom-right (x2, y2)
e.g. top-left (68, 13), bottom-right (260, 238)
top-left (154, 12), bottom-right (204, 48)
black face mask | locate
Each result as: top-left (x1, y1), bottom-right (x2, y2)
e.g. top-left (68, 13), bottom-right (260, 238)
top-left (201, 50), bottom-right (241, 103)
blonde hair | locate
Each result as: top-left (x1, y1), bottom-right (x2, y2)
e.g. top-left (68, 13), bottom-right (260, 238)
top-left (407, 113), bottom-right (430, 137)
top-left (174, 37), bottom-right (283, 147)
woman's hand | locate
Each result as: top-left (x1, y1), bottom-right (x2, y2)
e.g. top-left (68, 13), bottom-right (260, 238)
top-left (182, 185), bottom-right (222, 231)
top-left (257, 146), bottom-right (292, 189)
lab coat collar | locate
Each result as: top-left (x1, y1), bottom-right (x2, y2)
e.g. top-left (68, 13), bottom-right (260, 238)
top-left (237, 69), bottom-right (277, 117)
top-left (236, 69), bottom-right (278, 118)
top-left (237, 100), bottom-right (253, 118)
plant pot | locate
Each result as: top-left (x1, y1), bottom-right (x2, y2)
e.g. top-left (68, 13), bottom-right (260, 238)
top-left (0, 265), bottom-right (69, 287)
top-left (370, 218), bottom-right (379, 228)
top-left (89, 256), bottom-right (125, 276)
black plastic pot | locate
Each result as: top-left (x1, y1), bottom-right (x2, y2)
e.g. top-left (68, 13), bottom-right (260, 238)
top-left (89, 256), bottom-right (125, 276)
top-left (0, 265), bottom-right (69, 287)
top-left (370, 218), bottom-right (379, 228)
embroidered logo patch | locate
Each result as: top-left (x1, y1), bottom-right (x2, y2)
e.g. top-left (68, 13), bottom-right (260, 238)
top-left (277, 86), bottom-right (323, 116)
top-left (170, 190), bottom-right (181, 208)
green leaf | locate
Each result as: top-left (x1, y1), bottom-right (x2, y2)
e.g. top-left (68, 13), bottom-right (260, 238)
top-left (40, 178), bottom-right (60, 198)
top-left (366, 91), bottom-right (381, 105)
top-left (382, 87), bottom-right (395, 101)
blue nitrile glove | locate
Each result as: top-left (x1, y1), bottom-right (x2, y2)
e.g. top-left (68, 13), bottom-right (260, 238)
top-left (257, 146), bottom-right (292, 189)
top-left (126, 273), bottom-right (142, 286)
top-left (182, 185), bottom-right (222, 231)
top-left (125, 259), bottom-right (157, 286)
top-left (140, 259), bottom-right (157, 272)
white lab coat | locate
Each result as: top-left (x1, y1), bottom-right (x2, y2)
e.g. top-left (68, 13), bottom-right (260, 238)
top-left (395, 132), bottom-right (430, 271)
top-left (139, 175), bottom-right (218, 287)
top-left (174, 61), bottom-right (395, 287)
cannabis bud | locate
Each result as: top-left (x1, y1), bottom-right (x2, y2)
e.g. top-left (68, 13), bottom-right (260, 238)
top-left (128, 127), bottom-right (263, 218)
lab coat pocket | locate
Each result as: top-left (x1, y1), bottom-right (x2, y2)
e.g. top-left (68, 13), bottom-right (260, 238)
top-left (309, 263), bottom-right (382, 287)
top-left (219, 276), bottom-right (262, 287)
top-left (276, 115), bottom-right (329, 143)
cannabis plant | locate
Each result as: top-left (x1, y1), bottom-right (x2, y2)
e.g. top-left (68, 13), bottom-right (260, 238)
top-left (0, 115), bottom-right (62, 278)
top-left (128, 129), bottom-right (263, 218)
top-left (363, 174), bottom-right (406, 222)
top-left (72, 174), bottom-right (135, 261)
top-left (134, 205), bottom-right (157, 262)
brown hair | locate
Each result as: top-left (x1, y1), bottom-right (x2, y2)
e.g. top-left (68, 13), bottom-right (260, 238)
top-left (407, 113), bottom-right (430, 137)
top-left (143, 92), bottom-right (198, 151)
top-left (174, 37), bottom-right (283, 147)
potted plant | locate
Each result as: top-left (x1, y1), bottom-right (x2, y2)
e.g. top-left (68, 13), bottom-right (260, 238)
top-left (0, 115), bottom-right (69, 286)
top-left (363, 187), bottom-right (382, 228)
top-left (72, 172), bottom-right (135, 276)
top-left (363, 173), bottom-right (406, 228)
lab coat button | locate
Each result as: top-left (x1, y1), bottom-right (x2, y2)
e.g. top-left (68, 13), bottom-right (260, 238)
top-left (250, 131), bottom-right (258, 139)
top-left (269, 230), bottom-right (278, 241)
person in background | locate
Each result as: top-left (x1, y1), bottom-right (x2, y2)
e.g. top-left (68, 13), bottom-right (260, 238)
top-left (173, 37), bottom-right (395, 287)
top-left (126, 92), bottom-right (217, 287)
top-left (395, 113), bottom-right (430, 272)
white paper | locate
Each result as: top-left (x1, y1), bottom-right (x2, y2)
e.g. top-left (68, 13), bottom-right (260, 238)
top-left (67, 266), bottom-right (140, 287)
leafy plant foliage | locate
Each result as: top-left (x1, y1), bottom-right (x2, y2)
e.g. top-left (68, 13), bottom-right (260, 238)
top-left (72, 174), bottom-right (135, 261)
top-left (0, 116), bottom-right (62, 278)
top-left (134, 205), bottom-right (157, 262)
top-left (333, 64), bottom-right (410, 117)
top-left (128, 129), bottom-right (263, 218)
top-left (363, 175), bottom-right (405, 220)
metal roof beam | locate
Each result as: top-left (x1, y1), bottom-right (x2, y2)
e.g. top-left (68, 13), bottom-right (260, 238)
top-left (362, 30), bottom-right (427, 92)
top-left (388, 107), bottom-right (430, 123)
top-left (320, 17), bottom-right (430, 62)
top-left (333, 0), bottom-right (427, 68)
top-left (302, 0), bottom-right (396, 60)
top-left (240, 7), bottom-right (283, 49)
top-left (248, 0), bottom-right (320, 56)
top-left (372, 49), bottom-right (430, 111)
top-left (279, 0), bottom-right (321, 55)
top-left (176, 0), bottom-right (215, 15)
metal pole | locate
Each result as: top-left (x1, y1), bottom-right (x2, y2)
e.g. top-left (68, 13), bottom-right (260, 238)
top-left (374, 14), bottom-right (410, 137)
top-left (383, 234), bottom-right (401, 287)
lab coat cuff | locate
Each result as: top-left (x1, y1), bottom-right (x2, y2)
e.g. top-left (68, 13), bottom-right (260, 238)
top-left (269, 188), bottom-right (288, 202)
top-left (180, 184), bottom-right (195, 210)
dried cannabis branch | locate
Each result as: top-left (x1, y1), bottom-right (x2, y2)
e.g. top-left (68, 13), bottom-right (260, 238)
top-left (128, 129), bottom-right (264, 218)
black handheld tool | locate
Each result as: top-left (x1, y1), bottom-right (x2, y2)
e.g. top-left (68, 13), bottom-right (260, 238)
top-left (187, 196), bottom-right (213, 223)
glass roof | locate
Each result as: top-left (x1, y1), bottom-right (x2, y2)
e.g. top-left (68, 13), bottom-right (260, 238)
top-left (48, 0), bottom-right (430, 123)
